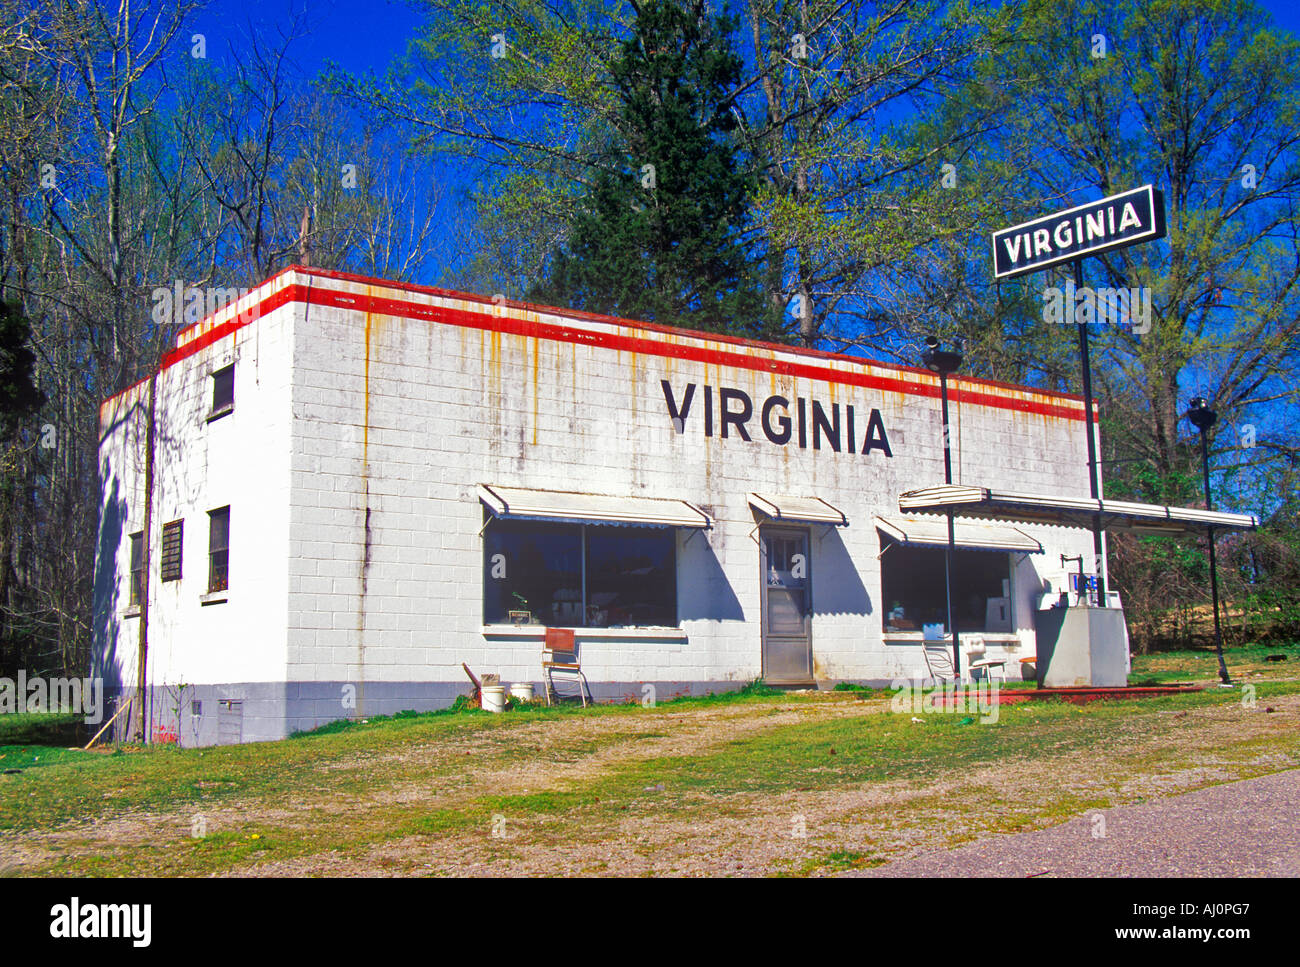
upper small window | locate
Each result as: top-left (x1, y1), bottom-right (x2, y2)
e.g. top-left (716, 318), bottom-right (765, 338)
top-left (161, 519), bottom-right (183, 582)
top-left (210, 364), bottom-right (234, 419)
top-left (129, 531), bottom-right (144, 606)
top-left (208, 506), bottom-right (230, 592)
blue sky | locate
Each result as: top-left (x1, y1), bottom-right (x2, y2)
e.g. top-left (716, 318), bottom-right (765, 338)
top-left (192, 0), bottom-right (422, 75)
top-left (198, 0), bottom-right (1300, 77)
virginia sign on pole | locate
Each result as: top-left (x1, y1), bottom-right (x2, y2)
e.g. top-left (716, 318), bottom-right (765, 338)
top-left (991, 184), bottom-right (1166, 280)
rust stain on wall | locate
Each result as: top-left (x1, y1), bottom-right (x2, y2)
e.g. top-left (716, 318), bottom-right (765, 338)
top-left (356, 298), bottom-right (377, 716)
top-left (629, 350), bottom-right (639, 421)
top-left (531, 335), bottom-right (539, 446)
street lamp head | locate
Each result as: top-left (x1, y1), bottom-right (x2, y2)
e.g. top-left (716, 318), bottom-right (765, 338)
top-left (1187, 396), bottom-right (1217, 432)
top-left (921, 334), bottom-right (962, 376)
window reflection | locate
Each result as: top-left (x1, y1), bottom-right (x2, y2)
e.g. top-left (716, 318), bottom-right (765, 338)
top-left (483, 520), bottom-right (677, 628)
top-left (586, 527), bottom-right (676, 628)
top-left (483, 522), bottom-right (581, 626)
top-left (880, 542), bottom-right (1011, 634)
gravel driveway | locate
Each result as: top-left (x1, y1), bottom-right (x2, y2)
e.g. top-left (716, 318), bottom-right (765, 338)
top-left (853, 768), bottom-right (1300, 877)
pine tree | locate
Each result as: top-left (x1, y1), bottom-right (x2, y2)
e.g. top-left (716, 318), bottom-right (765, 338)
top-left (532, 0), bottom-right (775, 339)
top-left (0, 302), bottom-right (43, 437)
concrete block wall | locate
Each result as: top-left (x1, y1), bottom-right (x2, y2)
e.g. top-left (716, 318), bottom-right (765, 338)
top-left (282, 271), bottom-right (1098, 709)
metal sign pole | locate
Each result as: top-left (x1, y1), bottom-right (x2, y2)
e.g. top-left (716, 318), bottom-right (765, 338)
top-left (940, 371), bottom-right (961, 678)
top-left (1073, 257), bottom-right (1106, 605)
top-left (992, 187), bottom-right (1166, 612)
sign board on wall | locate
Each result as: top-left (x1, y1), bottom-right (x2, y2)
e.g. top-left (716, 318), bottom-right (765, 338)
top-left (991, 184), bottom-right (1167, 280)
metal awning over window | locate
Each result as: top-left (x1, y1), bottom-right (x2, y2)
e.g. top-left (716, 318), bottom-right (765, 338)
top-left (478, 484), bottom-right (711, 528)
top-left (748, 493), bottom-right (847, 526)
top-left (876, 515), bottom-right (1043, 553)
top-left (898, 485), bottom-right (1259, 536)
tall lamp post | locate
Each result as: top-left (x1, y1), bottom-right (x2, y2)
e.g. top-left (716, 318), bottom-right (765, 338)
top-left (923, 336), bottom-right (964, 678)
top-left (1187, 397), bottom-right (1231, 686)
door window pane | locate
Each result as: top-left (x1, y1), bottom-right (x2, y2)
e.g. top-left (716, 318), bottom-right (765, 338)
top-left (765, 536), bottom-right (806, 588)
top-left (764, 533), bottom-right (808, 636)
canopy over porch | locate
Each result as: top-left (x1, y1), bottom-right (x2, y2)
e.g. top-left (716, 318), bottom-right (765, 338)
top-left (898, 485), bottom-right (1258, 536)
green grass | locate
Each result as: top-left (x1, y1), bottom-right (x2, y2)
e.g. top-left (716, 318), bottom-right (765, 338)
top-left (287, 679), bottom-right (790, 740)
top-left (1130, 640), bottom-right (1299, 684)
top-left (796, 849), bottom-right (889, 875)
top-left (521, 682), bottom-right (1295, 802)
top-left (0, 712), bottom-right (100, 776)
top-left (0, 679), bottom-right (832, 837)
top-left (0, 745), bottom-right (101, 771)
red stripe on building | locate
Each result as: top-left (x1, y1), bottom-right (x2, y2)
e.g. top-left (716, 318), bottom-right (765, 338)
top-left (108, 268), bottom-right (1092, 423)
top-left (160, 285), bottom-right (297, 369)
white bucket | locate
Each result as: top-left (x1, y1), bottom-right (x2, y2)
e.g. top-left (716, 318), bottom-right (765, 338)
top-left (481, 684), bottom-right (506, 713)
top-left (510, 682), bottom-right (534, 702)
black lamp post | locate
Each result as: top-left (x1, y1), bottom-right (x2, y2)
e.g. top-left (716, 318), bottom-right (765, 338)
top-left (923, 335), bottom-right (964, 678)
top-left (1187, 397), bottom-right (1231, 686)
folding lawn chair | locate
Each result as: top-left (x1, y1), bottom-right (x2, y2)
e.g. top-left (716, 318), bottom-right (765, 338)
top-left (542, 628), bottom-right (593, 707)
top-left (920, 638), bottom-right (958, 682)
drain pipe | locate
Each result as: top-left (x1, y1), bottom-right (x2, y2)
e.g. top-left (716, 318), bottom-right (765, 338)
top-left (135, 375), bottom-right (156, 742)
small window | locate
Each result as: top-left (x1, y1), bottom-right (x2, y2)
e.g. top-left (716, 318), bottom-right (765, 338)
top-left (129, 531), bottom-right (144, 606)
top-left (208, 506), bottom-right (230, 592)
top-left (191, 700), bottom-right (203, 717)
top-left (210, 364), bottom-right (234, 418)
top-left (161, 519), bottom-right (183, 582)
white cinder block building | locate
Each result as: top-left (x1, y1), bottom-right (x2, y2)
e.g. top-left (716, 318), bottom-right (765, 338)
top-left (95, 266), bottom-right (1103, 745)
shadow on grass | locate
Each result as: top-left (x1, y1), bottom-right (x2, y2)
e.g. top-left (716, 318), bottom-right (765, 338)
top-left (0, 712), bottom-right (88, 747)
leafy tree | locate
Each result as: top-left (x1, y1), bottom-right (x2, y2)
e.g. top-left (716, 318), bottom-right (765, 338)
top-left (353, 1), bottom-right (1013, 344)
top-left (984, 0), bottom-right (1300, 481)
top-left (333, 0), bottom-right (630, 297)
top-left (0, 299), bottom-right (43, 676)
top-left (0, 2), bottom-right (458, 681)
top-left (531, 0), bottom-right (774, 337)
top-left (737, 0), bottom-right (1029, 348)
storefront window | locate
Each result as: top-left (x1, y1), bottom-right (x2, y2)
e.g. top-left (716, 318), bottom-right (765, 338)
top-left (881, 542), bottom-right (1011, 634)
top-left (484, 520), bottom-right (677, 628)
top-left (586, 527), bottom-right (676, 627)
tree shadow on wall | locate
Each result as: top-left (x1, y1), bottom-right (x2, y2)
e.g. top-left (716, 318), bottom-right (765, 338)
top-left (93, 470), bottom-right (126, 702)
